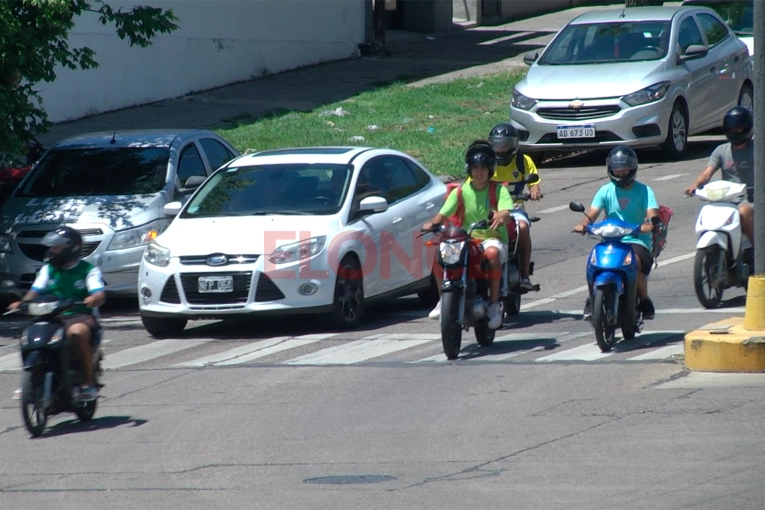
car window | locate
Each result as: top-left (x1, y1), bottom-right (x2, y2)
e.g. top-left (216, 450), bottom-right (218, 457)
top-left (17, 147), bottom-right (169, 197)
top-left (677, 17), bottom-right (705, 53)
top-left (380, 157), bottom-right (421, 204)
top-left (697, 13), bottom-right (730, 47)
top-left (354, 160), bottom-right (389, 205)
top-left (200, 138), bottom-right (235, 171)
top-left (404, 159), bottom-right (433, 190)
top-left (683, 1), bottom-right (753, 36)
top-left (177, 143), bottom-right (206, 186)
top-left (540, 21), bottom-right (669, 65)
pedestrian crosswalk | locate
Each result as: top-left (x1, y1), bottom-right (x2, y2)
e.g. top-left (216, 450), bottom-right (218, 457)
top-left (0, 330), bottom-right (686, 372)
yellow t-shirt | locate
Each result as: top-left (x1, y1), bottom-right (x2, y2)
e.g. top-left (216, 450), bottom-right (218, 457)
top-left (493, 153), bottom-right (540, 208)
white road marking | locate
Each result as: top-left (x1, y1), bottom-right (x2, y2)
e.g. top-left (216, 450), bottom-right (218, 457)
top-left (478, 332), bottom-right (590, 361)
top-left (551, 307), bottom-right (745, 316)
top-left (628, 343), bottom-right (684, 361)
top-left (536, 204), bottom-right (570, 214)
top-left (535, 342), bottom-right (611, 362)
top-left (284, 339), bottom-right (430, 365)
top-left (173, 336), bottom-right (291, 367)
top-left (213, 337), bottom-right (326, 366)
top-left (103, 339), bottom-right (211, 369)
top-left (652, 173), bottom-right (688, 181)
top-left (478, 32), bottom-right (534, 45)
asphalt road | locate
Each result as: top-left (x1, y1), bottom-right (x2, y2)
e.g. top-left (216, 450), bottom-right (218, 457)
top-left (1, 139), bottom-right (764, 509)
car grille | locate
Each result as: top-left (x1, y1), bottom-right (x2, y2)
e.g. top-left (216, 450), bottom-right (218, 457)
top-left (17, 241), bottom-right (101, 261)
top-left (180, 271), bottom-right (252, 305)
top-left (159, 276), bottom-right (181, 304)
top-left (536, 105), bottom-right (621, 121)
top-left (255, 273), bottom-right (285, 302)
top-left (536, 131), bottom-right (622, 144)
top-left (179, 254), bottom-right (259, 266)
top-left (16, 228), bottom-right (104, 238)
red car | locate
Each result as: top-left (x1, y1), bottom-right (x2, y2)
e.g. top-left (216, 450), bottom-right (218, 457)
top-left (0, 140), bottom-right (44, 205)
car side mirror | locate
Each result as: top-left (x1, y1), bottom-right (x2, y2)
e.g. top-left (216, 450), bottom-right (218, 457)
top-left (163, 201), bottom-right (182, 217)
top-left (569, 202), bottom-right (586, 213)
top-left (523, 51), bottom-right (539, 66)
top-left (525, 173), bottom-right (540, 185)
top-left (678, 44), bottom-right (708, 64)
top-left (356, 196), bottom-right (388, 218)
top-left (184, 176), bottom-right (206, 189)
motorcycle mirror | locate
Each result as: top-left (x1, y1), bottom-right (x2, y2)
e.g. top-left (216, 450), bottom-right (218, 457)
top-left (569, 202), bottom-right (585, 213)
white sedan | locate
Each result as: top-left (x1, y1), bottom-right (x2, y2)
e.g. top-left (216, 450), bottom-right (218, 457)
top-left (137, 147), bottom-right (446, 337)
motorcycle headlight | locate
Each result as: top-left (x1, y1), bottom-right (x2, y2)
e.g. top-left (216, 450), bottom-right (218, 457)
top-left (439, 241), bottom-right (465, 266)
top-left (511, 89), bottom-right (537, 111)
top-left (622, 81), bottom-right (670, 107)
top-left (27, 301), bottom-right (59, 316)
top-left (48, 328), bottom-right (64, 345)
top-left (268, 236), bottom-right (326, 265)
top-left (108, 220), bottom-right (168, 251)
top-left (0, 234), bottom-right (12, 253)
top-left (144, 242), bottom-right (171, 267)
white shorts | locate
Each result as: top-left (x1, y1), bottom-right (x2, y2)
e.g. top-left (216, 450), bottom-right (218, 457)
top-left (482, 238), bottom-right (508, 264)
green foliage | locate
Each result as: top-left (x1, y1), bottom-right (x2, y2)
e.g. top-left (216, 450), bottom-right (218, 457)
top-left (0, 0), bottom-right (179, 157)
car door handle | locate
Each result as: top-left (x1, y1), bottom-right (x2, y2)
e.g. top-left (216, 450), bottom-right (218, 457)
top-left (392, 217), bottom-right (403, 224)
top-left (425, 202), bottom-right (436, 209)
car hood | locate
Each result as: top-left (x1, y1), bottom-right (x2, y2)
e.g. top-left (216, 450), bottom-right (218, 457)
top-left (157, 215), bottom-right (343, 255)
top-left (520, 61), bottom-right (667, 99)
top-left (1, 194), bottom-right (163, 232)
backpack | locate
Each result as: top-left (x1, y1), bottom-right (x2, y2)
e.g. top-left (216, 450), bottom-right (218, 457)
top-left (652, 205), bottom-right (673, 265)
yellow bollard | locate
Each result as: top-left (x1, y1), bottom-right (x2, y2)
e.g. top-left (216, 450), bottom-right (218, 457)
top-left (744, 276), bottom-right (765, 331)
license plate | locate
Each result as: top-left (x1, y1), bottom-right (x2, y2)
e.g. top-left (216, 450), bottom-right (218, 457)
top-left (198, 276), bottom-right (233, 293)
top-left (557, 125), bottom-right (596, 139)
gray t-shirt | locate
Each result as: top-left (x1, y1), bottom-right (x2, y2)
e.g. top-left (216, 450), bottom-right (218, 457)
top-left (707, 140), bottom-right (754, 201)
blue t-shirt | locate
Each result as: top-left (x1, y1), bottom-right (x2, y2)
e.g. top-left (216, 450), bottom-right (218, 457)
top-left (592, 181), bottom-right (658, 251)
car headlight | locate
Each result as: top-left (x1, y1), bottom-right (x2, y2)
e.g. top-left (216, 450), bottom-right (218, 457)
top-left (511, 89), bottom-right (537, 111)
top-left (439, 241), bottom-right (464, 266)
top-left (268, 236), bottom-right (326, 265)
top-left (622, 81), bottom-right (670, 107)
top-left (107, 220), bottom-right (168, 251)
top-left (0, 234), bottom-right (12, 253)
top-left (144, 242), bottom-right (171, 267)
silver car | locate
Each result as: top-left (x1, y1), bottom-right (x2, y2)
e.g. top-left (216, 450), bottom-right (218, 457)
top-left (511, 6), bottom-right (752, 160)
top-left (0, 130), bottom-right (239, 298)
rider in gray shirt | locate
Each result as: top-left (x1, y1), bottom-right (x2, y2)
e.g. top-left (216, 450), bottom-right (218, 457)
top-left (686, 106), bottom-right (754, 244)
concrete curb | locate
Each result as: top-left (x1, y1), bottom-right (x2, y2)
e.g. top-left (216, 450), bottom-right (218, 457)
top-left (684, 317), bottom-right (765, 373)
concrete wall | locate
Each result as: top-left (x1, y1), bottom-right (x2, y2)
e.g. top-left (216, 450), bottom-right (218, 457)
top-left (455, 0), bottom-right (617, 24)
top-left (38, 1), bottom-right (366, 123)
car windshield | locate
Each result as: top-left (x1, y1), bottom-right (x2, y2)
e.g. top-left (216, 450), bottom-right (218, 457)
top-left (539, 21), bottom-right (670, 65)
top-left (182, 163), bottom-right (352, 218)
top-left (17, 147), bottom-right (170, 197)
top-left (693, 1), bottom-right (753, 35)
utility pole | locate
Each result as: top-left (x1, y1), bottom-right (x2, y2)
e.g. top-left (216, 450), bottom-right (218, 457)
top-left (744, 0), bottom-right (765, 330)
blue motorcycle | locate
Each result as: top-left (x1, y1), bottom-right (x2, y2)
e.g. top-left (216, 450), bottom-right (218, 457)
top-left (570, 203), bottom-right (646, 352)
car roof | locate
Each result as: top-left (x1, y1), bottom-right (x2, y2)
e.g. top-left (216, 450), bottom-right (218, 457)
top-left (232, 146), bottom-right (379, 166)
top-left (570, 6), bottom-right (688, 24)
top-left (53, 129), bottom-right (211, 149)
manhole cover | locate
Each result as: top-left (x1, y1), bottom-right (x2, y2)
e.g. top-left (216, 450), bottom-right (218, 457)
top-left (304, 475), bottom-right (397, 485)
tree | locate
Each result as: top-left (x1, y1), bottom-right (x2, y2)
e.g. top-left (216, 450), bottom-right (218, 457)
top-left (0, 0), bottom-right (179, 157)
top-left (625, 0), bottom-right (664, 6)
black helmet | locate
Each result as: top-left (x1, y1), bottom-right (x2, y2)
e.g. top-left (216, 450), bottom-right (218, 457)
top-left (606, 146), bottom-right (638, 189)
top-left (488, 123), bottom-right (519, 166)
top-left (722, 106), bottom-right (753, 146)
top-left (41, 227), bottom-right (83, 269)
top-left (464, 140), bottom-right (496, 177)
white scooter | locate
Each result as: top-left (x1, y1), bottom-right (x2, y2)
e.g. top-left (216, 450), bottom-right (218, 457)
top-left (692, 180), bottom-right (753, 308)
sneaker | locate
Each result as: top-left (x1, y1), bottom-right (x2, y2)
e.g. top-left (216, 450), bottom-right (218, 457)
top-left (11, 388), bottom-right (22, 400)
top-left (487, 302), bottom-right (503, 329)
top-left (520, 278), bottom-right (534, 291)
top-left (78, 385), bottom-right (98, 403)
top-left (639, 298), bottom-right (655, 320)
top-left (428, 300), bottom-right (442, 320)
top-left (582, 297), bottom-right (592, 320)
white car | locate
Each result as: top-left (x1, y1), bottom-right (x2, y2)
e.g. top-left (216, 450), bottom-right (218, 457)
top-left (138, 147), bottom-right (446, 337)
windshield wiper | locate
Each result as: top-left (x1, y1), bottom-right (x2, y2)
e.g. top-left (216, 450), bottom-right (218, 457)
top-left (248, 210), bottom-right (311, 216)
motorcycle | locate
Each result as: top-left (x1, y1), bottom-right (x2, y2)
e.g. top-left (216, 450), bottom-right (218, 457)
top-left (570, 203), bottom-right (654, 352)
top-left (691, 180), bottom-right (753, 308)
top-left (6, 293), bottom-right (104, 437)
top-left (502, 192), bottom-right (541, 317)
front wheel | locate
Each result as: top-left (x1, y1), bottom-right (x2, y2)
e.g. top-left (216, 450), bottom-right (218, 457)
top-left (327, 255), bottom-right (365, 329)
top-left (694, 246), bottom-right (724, 309)
top-left (662, 102), bottom-right (688, 161)
top-left (20, 372), bottom-right (47, 437)
top-left (593, 288), bottom-right (616, 352)
top-left (440, 291), bottom-right (462, 360)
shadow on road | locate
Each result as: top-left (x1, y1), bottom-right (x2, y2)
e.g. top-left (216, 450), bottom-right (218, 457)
top-left (37, 415), bottom-right (148, 439)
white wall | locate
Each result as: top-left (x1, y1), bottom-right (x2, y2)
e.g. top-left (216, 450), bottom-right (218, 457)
top-left (38, 0), bottom-right (366, 122)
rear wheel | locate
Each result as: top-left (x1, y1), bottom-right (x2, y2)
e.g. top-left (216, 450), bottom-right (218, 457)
top-left (662, 102), bottom-right (688, 161)
top-left (738, 83), bottom-right (753, 111)
top-left (75, 399), bottom-right (97, 422)
top-left (475, 311), bottom-right (496, 347)
top-left (621, 289), bottom-right (638, 341)
top-left (504, 293), bottom-right (521, 317)
top-left (593, 287), bottom-right (616, 352)
top-left (141, 315), bottom-right (187, 338)
top-left (694, 246), bottom-right (724, 309)
top-left (20, 372), bottom-right (47, 437)
top-left (440, 291), bottom-right (462, 360)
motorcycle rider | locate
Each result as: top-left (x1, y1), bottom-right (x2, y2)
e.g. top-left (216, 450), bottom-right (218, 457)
top-left (685, 105), bottom-right (754, 246)
top-left (423, 140), bottom-right (514, 329)
top-left (574, 146), bottom-right (660, 320)
top-left (8, 227), bottom-right (105, 402)
top-left (488, 123), bottom-right (542, 291)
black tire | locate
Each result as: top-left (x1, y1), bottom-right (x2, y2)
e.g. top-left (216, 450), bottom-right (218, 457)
top-left (593, 287), bottom-right (616, 352)
top-left (662, 101), bottom-right (688, 161)
top-left (440, 291), bottom-right (462, 360)
top-left (327, 255), bottom-right (365, 329)
top-left (75, 399), bottom-right (97, 422)
top-left (417, 274), bottom-right (440, 307)
top-left (694, 247), bottom-right (724, 309)
top-left (475, 316), bottom-right (496, 347)
top-left (504, 293), bottom-right (521, 317)
top-left (621, 285), bottom-right (638, 340)
top-left (141, 315), bottom-right (187, 338)
top-left (738, 83), bottom-right (753, 111)
top-left (20, 372), bottom-right (47, 437)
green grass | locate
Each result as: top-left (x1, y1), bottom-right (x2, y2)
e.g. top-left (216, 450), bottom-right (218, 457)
top-left (216, 71), bottom-right (526, 177)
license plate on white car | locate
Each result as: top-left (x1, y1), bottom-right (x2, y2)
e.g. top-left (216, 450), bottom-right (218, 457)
top-left (198, 276), bottom-right (233, 293)
top-left (557, 125), bottom-right (596, 139)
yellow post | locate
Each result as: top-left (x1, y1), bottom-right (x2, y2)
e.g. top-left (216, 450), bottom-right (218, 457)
top-left (744, 276), bottom-right (765, 331)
